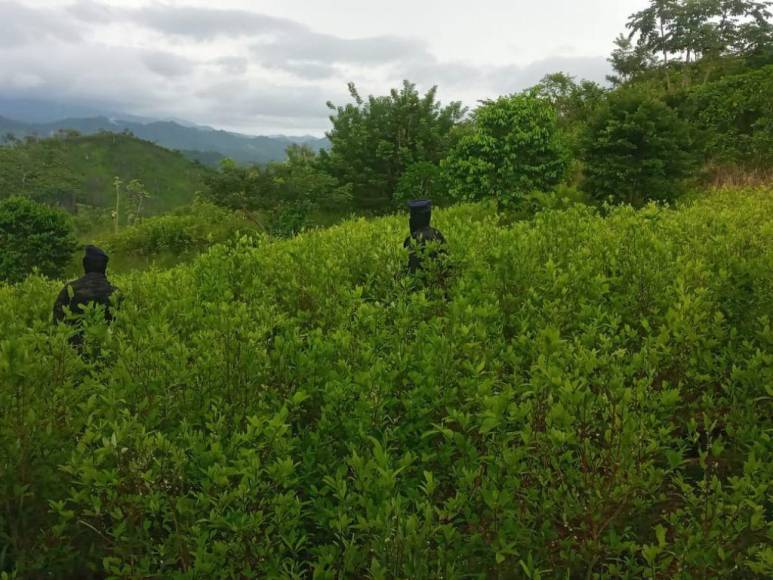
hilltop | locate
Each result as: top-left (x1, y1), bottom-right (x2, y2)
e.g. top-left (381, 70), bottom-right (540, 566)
top-left (0, 132), bottom-right (211, 213)
top-left (0, 112), bottom-right (329, 165)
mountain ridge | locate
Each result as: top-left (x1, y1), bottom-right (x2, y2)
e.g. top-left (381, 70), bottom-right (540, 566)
top-left (0, 114), bottom-right (329, 165)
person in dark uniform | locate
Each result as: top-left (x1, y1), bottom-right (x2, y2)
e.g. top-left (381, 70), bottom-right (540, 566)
top-left (403, 199), bottom-right (447, 276)
top-left (53, 246), bottom-right (117, 346)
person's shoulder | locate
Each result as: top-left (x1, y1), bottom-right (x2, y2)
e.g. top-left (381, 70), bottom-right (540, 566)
top-left (59, 276), bottom-right (82, 290)
top-left (68, 275), bottom-right (91, 289)
top-left (55, 279), bottom-right (79, 303)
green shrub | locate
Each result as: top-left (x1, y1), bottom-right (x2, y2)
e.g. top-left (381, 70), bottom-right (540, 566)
top-left (443, 94), bottom-right (569, 209)
top-left (269, 200), bottom-right (312, 238)
top-left (581, 91), bottom-right (695, 205)
top-left (322, 81), bottom-right (465, 209)
top-left (0, 196), bottom-right (77, 283)
top-left (394, 161), bottom-right (448, 206)
top-left (104, 201), bottom-right (261, 257)
top-left (679, 65), bottom-right (773, 170)
top-left (1, 188), bottom-right (771, 577)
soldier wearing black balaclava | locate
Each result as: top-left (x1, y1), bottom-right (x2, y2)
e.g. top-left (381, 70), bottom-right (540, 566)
top-left (53, 246), bottom-right (117, 338)
top-left (403, 199), bottom-right (447, 275)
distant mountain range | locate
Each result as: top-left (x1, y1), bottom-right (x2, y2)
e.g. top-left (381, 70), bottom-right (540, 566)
top-left (0, 113), bottom-right (329, 166)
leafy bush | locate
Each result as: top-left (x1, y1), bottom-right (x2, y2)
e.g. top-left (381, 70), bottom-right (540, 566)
top-left (394, 161), bottom-right (448, 206)
top-left (581, 91), bottom-right (695, 205)
top-left (204, 147), bottom-right (352, 217)
top-left (679, 65), bottom-right (773, 170)
top-left (269, 200), bottom-right (313, 238)
top-left (0, 196), bottom-right (77, 283)
top-left (443, 94), bottom-right (569, 208)
top-left (104, 201), bottom-right (261, 257)
top-left (1, 188), bottom-right (771, 577)
top-left (321, 81), bottom-right (465, 209)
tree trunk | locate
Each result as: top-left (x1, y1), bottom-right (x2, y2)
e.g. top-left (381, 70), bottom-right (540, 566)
top-left (114, 183), bottom-right (120, 234)
top-left (661, 20), bottom-right (672, 92)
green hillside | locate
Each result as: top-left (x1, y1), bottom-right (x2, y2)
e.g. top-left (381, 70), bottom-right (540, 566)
top-left (2, 188), bottom-right (771, 577)
top-left (0, 132), bottom-right (211, 213)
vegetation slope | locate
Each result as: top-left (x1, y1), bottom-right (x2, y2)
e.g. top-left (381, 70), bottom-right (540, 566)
top-left (1, 188), bottom-right (770, 578)
top-left (0, 132), bottom-right (210, 213)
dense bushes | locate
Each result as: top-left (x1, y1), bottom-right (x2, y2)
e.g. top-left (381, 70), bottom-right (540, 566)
top-left (1, 188), bottom-right (771, 577)
top-left (103, 201), bottom-right (262, 257)
top-left (581, 91), bottom-right (694, 205)
top-left (321, 81), bottom-right (465, 209)
top-left (680, 65), bottom-right (773, 170)
top-left (443, 94), bottom-right (569, 208)
top-left (0, 196), bottom-right (77, 283)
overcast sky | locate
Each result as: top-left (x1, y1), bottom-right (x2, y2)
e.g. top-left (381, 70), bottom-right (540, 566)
top-left (1, 0), bottom-right (645, 135)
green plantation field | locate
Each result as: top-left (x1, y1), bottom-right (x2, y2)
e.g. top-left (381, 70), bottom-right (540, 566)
top-left (1, 189), bottom-right (772, 577)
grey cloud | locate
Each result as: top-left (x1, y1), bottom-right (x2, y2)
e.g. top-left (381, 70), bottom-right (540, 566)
top-left (67, 0), bottom-right (113, 24)
top-left (68, 1), bottom-right (303, 40)
top-left (130, 1), bottom-right (427, 69)
top-left (195, 81), bottom-right (331, 119)
top-left (265, 61), bottom-right (340, 80)
top-left (0, 0), bottom-right (81, 47)
top-left (188, 80), bottom-right (340, 132)
top-left (0, 1), bottom-right (614, 134)
top-left (0, 42), bottom-right (186, 115)
top-left (254, 33), bottom-right (425, 66)
top-left (135, 5), bottom-right (304, 39)
top-left (70, 1), bottom-right (429, 79)
top-left (399, 54), bottom-right (611, 97)
top-left (397, 59), bottom-right (480, 88)
top-left (142, 51), bottom-right (195, 78)
top-left (216, 57), bottom-right (249, 75)
top-left (250, 32), bottom-right (427, 81)
top-left (491, 56), bottom-right (612, 93)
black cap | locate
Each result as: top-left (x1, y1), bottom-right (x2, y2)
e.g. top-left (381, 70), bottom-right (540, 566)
top-left (407, 199), bottom-right (432, 233)
top-left (407, 199), bottom-right (432, 211)
top-left (83, 245), bottom-right (109, 273)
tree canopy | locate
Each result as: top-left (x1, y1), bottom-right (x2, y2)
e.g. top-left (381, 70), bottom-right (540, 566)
top-left (581, 90), bottom-right (694, 205)
top-left (443, 94), bottom-right (569, 208)
top-left (321, 81), bottom-right (466, 210)
top-left (618, 0), bottom-right (773, 87)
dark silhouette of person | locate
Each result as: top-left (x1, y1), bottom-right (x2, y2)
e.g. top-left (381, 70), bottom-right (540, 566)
top-left (53, 246), bottom-right (117, 346)
top-left (403, 199), bottom-right (447, 275)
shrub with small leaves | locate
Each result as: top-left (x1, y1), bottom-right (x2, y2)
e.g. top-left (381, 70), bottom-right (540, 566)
top-left (1, 187), bottom-right (771, 577)
top-left (0, 196), bottom-right (77, 283)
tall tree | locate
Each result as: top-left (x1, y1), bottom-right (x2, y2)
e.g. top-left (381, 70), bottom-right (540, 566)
top-left (528, 74), bottom-right (607, 128)
top-left (608, 34), bottom-right (657, 84)
top-left (442, 94), bottom-right (569, 209)
top-left (580, 90), bottom-right (694, 205)
top-left (321, 81), bottom-right (465, 209)
top-left (623, 0), bottom-right (773, 87)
